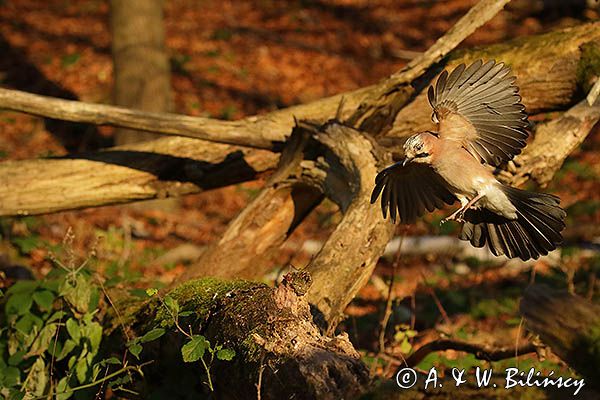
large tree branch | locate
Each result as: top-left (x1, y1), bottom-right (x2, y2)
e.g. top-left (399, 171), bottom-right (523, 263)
top-left (0, 137), bottom-right (278, 215)
top-left (299, 122), bottom-right (395, 331)
top-left (500, 98), bottom-right (600, 187)
top-left (0, 0), bottom-right (510, 150)
top-left (347, 0), bottom-right (511, 133)
top-left (176, 127), bottom-right (323, 282)
top-left (1, 23), bottom-right (599, 217)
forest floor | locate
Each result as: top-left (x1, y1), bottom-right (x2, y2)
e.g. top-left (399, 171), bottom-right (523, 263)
top-left (1, 0), bottom-right (600, 386)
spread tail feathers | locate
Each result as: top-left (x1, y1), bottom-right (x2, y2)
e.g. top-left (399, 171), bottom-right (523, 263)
top-left (459, 186), bottom-right (566, 261)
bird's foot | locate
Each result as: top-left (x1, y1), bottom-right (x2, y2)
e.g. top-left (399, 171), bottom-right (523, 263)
top-left (441, 210), bottom-right (465, 225)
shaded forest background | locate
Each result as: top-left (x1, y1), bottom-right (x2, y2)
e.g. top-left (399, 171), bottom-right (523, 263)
top-left (1, 0), bottom-right (600, 398)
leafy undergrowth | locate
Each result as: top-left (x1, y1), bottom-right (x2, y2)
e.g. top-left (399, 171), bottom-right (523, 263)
top-left (0, 231), bottom-right (235, 399)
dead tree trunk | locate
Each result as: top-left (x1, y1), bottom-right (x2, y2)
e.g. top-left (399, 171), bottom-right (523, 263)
top-left (520, 284), bottom-right (600, 388)
top-left (110, 0), bottom-right (173, 144)
top-left (115, 273), bottom-right (369, 399)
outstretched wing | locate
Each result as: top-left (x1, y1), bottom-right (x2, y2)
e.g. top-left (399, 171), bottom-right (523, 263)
top-left (371, 162), bottom-right (456, 224)
top-left (428, 60), bottom-right (529, 167)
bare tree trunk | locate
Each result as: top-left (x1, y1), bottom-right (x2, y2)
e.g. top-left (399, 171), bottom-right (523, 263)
top-left (110, 0), bottom-right (173, 144)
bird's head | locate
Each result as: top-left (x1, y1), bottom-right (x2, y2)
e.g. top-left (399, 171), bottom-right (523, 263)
top-left (402, 132), bottom-right (436, 166)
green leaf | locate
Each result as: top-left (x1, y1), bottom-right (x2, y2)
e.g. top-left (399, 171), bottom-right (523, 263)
top-left (24, 357), bottom-right (47, 396)
top-left (46, 310), bottom-right (66, 323)
top-left (32, 290), bottom-right (55, 311)
top-left (399, 339), bottom-right (412, 354)
top-left (82, 320), bottom-right (103, 354)
top-left (140, 328), bottom-right (165, 343)
top-left (15, 313), bottom-right (43, 335)
top-left (0, 366), bottom-right (21, 387)
top-left (98, 357), bottom-right (121, 367)
top-left (108, 373), bottom-right (132, 388)
top-left (181, 335), bottom-right (208, 363)
top-left (179, 311), bottom-right (194, 317)
top-left (128, 343), bottom-right (142, 360)
top-left (66, 318), bottom-right (81, 342)
top-left (7, 391), bottom-right (25, 400)
top-left (55, 376), bottom-right (73, 400)
top-left (26, 323), bottom-right (57, 357)
top-left (60, 274), bottom-right (92, 314)
top-left (75, 356), bottom-right (88, 384)
top-left (163, 296), bottom-right (179, 320)
top-left (40, 278), bottom-right (61, 292)
top-left (8, 350), bottom-right (25, 366)
top-left (5, 280), bottom-right (37, 296)
top-left (55, 339), bottom-right (76, 361)
top-left (146, 288), bottom-right (158, 297)
top-left (11, 235), bottom-right (42, 255)
top-left (5, 292), bottom-right (33, 316)
top-left (67, 355), bottom-right (77, 370)
top-left (216, 348), bottom-right (235, 361)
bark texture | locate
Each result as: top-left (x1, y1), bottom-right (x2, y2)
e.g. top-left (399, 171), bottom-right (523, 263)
top-left (117, 274), bottom-right (369, 400)
top-left (0, 137), bottom-right (277, 216)
top-left (111, 0), bottom-right (173, 144)
top-left (519, 284), bottom-right (600, 387)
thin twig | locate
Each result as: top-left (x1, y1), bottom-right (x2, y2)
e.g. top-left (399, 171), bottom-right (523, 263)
top-left (419, 270), bottom-right (451, 325)
top-left (99, 278), bottom-right (131, 341)
top-left (378, 234), bottom-right (405, 353)
top-left (404, 338), bottom-right (536, 367)
top-left (515, 317), bottom-right (525, 369)
top-left (256, 355), bottom-right (265, 400)
top-left (31, 363), bottom-right (152, 399)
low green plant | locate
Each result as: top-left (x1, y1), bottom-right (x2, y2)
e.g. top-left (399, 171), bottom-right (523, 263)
top-left (0, 230), bottom-right (150, 399)
top-left (145, 288), bottom-right (236, 391)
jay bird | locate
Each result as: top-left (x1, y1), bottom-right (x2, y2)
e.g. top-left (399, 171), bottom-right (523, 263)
top-left (371, 60), bottom-right (566, 261)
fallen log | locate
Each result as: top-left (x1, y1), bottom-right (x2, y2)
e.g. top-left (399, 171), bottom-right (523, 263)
top-left (519, 284), bottom-right (600, 389)
top-left (114, 273), bottom-right (369, 399)
top-left (1, 22), bottom-right (600, 216)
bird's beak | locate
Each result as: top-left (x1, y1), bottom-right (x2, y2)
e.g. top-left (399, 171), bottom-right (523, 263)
top-left (402, 157), bottom-right (414, 167)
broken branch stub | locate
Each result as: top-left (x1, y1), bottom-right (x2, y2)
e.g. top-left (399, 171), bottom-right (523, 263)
top-left (177, 126), bottom-right (323, 282)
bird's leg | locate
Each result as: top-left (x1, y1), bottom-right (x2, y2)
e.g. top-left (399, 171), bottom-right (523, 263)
top-left (441, 193), bottom-right (484, 224)
top-left (441, 207), bottom-right (465, 224)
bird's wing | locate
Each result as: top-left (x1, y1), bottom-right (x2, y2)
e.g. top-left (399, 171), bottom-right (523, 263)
top-left (370, 161), bottom-right (456, 224)
top-left (428, 60), bottom-right (529, 167)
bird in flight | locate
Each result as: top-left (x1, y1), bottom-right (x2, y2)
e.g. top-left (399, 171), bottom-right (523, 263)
top-left (371, 60), bottom-right (566, 261)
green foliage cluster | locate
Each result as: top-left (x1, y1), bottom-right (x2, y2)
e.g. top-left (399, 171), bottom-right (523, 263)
top-left (0, 262), bottom-right (138, 399)
top-left (0, 235), bottom-right (236, 399)
top-left (145, 288), bottom-right (236, 392)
